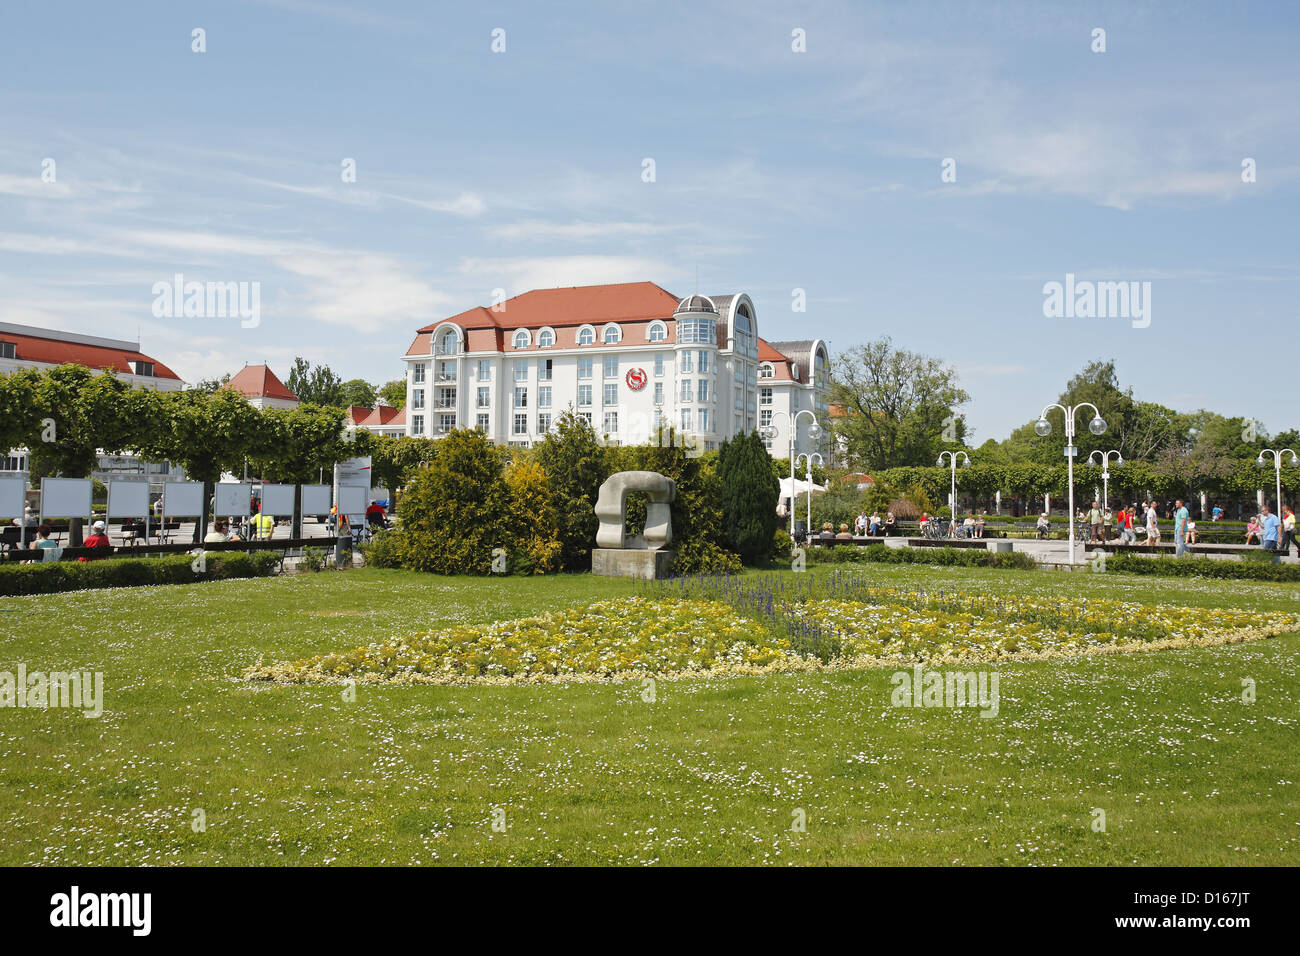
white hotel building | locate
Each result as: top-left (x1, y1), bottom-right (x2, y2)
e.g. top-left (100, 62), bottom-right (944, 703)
top-left (401, 282), bottom-right (830, 457)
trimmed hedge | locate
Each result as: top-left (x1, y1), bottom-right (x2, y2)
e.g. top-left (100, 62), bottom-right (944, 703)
top-left (813, 544), bottom-right (1037, 570)
top-left (1106, 552), bottom-right (1300, 582)
top-left (0, 552), bottom-right (281, 597)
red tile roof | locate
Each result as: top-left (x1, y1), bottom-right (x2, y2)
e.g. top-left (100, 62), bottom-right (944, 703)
top-left (346, 405), bottom-right (372, 425)
top-left (757, 338), bottom-right (791, 362)
top-left (225, 364), bottom-right (298, 401)
top-left (358, 404), bottom-right (403, 426)
top-left (415, 282), bottom-right (680, 336)
top-left (0, 328), bottom-right (181, 379)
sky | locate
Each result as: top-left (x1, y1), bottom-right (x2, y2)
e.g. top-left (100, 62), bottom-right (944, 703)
top-left (1, 0), bottom-right (1297, 442)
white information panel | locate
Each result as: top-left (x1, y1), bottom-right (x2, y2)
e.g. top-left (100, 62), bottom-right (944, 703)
top-left (0, 476), bottom-right (25, 520)
top-left (162, 481), bottom-right (205, 518)
top-left (107, 480), bottom-right (151, 519)
top-left (214, 482), bottom-right (252, 517)
top-left (40, 478), bottom-right (93, 519)
top-left (337, 485), bottom-right (368, 522)
top-left (301, 484), bottom-right (332, 516)
top-left (259, 483), bottom-right (295, 516)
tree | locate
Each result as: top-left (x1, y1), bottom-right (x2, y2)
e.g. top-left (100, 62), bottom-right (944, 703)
top-left (191, 373), bottom-right (232, 394)
top-left (505, 459), bottom-right (563, 573)
top-left (250, 404), bottom-right (358, 538)
top-left (829, 337), bottom-right (970, 470)
top-left (339, 378), bottom-right (377, 409)
top-left (370, 435), bottom-right (440, 510)
top-left (285, 357), bottom-right (345, 407)
top-left (26, 365), bottom-right (149, 544)
top-left (377, 379), bottom-right (407, 409)
top-left (138, 388), bottom-right (271, 542)
top-left (717, 431), bottom-right (779, 563)
top-left (534, 408), bottom-right (608, 570)
top-left (0, 369), bottom-right (39, 463)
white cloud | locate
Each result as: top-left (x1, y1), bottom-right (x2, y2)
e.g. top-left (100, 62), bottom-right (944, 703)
top-left (488, 219), bottom-right (677, 241)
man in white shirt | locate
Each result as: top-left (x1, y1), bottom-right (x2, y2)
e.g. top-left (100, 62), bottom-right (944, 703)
top-left (1145, 503), bottom-right (1160, 545)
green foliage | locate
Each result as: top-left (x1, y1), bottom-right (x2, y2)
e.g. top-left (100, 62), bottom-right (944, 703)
top-left (813, 543), bottom-right (1037, 569)
top-left (357, 528), bottom-right (404, 569)
top-left (1106, 552), bottom-right (1300, 581)
top-left (298, 547), bottom-right (328, 572)
top-left (394, 429), bottom-right (511, 574)
top-left (25, 365), bottom-right (147, 479)
top-left (0, 551), bottom-right (279, 596)
top-left (534, 409), bottom-right (608, 570)
top-left (339, 379), bottom-right (377, 409)
top-left (717, 431), bottom-right (779, 564)
top-left (377, 379), bottom-right (407, 409)
top-left (505, 459), bottom-right (563, 574)
top-left (369, 435), bottom-right (440, 505)
top-left (285, 357), bottom-right (345, 407)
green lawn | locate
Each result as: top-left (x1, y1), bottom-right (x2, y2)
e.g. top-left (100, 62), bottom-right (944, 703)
top-left (1, 564), bottom-right (1298, 865)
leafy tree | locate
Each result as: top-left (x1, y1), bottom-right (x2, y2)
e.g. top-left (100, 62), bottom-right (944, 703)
top-left (534, 408), bottom-right (608, 570)
top-left (285, 357), bottom-right (345, 407)
top-left (339, 378), bottom-right (377, 409)
top-left (505, 459), bottom-right (563, 573)
top-left (370, 435), bottom-right (440, 510)
top-left (377, 379), bottom-right (407, 409)
top-left (26, 365), bottom-right (150, 544)
top-left (0, 368), bottom-right (39, 462)
top-left (394, 429), bottom-right (511, 574)
top-left (717, 431), bottom-right (779, 563)
top-left (829, 337), bottom-right (970, 470)
top-left (250, 404), bottom-right (359, 538)
top-left (191, 373), bottom-right (232, 394)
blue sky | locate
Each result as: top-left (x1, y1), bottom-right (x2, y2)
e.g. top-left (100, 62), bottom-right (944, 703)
top-left (2, 0), bottom-right (1297, 441)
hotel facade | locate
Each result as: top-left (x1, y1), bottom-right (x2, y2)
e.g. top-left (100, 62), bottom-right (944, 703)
top-left (401, 282), bottom-right (830, 457)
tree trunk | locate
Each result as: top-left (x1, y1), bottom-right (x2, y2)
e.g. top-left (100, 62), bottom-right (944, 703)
top-left (69, 515), bottom-right (84, 548)
top-left (196, 479), bottom-right (215, 543)
top-left (292, 483), bottom-right (303, 540)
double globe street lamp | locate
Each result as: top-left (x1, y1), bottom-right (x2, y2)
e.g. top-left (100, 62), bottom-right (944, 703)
top-left (760, 409), bottom-right (822, 538)
top-left (1256, 448), bottom-right (1299, 523)
top-left (1034, 402), bottom-right (1107, 565)
top-left (795, 451), bottom-right (824, 540)
top-left (1087, 449), bottom-right (1124, 514)
top-left (936, 450), bottom-right (970, 537)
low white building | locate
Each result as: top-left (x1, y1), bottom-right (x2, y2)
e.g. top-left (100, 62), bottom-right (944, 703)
top-left (757, 338), bottom-right (832, 460)
top-left (401, 281), bottom-right (829, 456)
top-left (224, 364), bottom-right (300, 410)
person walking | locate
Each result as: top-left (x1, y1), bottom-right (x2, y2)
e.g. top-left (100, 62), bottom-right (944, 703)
top-left (1173, 498), bottom-right (1190, 557)
top-left (1259, 503), bottom-right (1282, 562)
top-left (1281, 506), bottom-right (1297, 558)
top-left (1088, 500), bottom-right (1103, 543)
top-left (1145, 501), bottom-right (1161, 547)
top-left (252, 506), bottom-right (275, 541)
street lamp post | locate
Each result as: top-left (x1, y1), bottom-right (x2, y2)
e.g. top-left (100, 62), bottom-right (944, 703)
top-left (1256, 448), bottom-right (1299, 522)
top-left (1034, 402), bottom-right (1107, 565)
top-left (760, 409), bottom-right (822, 538)
top-left (796, 451), bottom-right (824, 538)
top-left (936, 450), bottom-right (970, 537)
top-left (1087, 449), bottom-right (1123, 513)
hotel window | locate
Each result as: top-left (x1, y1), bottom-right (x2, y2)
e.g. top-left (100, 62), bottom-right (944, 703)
top-left (538, 329), bottom-right (554, 348)
top-left (437, 360), bottom-right (455, 381)
top-left (513, 330), bottom-right (529, 349)
top-left (0, 341), bottom-right (15, 359)
top-left (131, 360), bottom-right (155, 377)
top-left (412, 363), bottom-right (426, 384)
top-left (759, 363), bottom-right (774, 379)
top-left (697, 408), bottom-right (709, 432)
top-left (514, 360), bottom-right (528, 381)
top-left (680, 351), bottom-right (694, 373)
top-left (412, 414), bottom-right (425, 435)
top-left (603, 325), bottom-right (621, 345)
top-left (680, 409), bottom-right (691, 431)
top-left (438, 329), bottom-right (459, 354)
top-left (648, 322), bottom-right (667, 343)
top-left (653, 354), bottom-right (664, 376)
top-left (514, 386), bottom-right (528, 408)
top-left (579, 411), bottom-right (592, 426)
top-left (411, 388), bottom-right (425, 410)
top-left (760, 387), bottom-right (772, 406)
top-left (539, 359), bottom-right (553, 381)
top-left (697, 351), bottom-right (709, 373)
top-left (477, 387), bottom-right (490, 408)
top-left (477, 360), bottom-right (491, 381)
top-left (438, 413), bottom-right (456, 432)
top-left (653, 382), bottom-right (663, 404)
top-left (603, 355), bottom-right (617, 378)
top-left (538, 386), bottom-right (552, 408)
top-left (476, 413), bottom-right (490, 431)
top-left (513, 413), bottom-right (527, 435)
top-left (578, 327), bottom-right (596, 346)
top-left (676, 317), bottom-right (715, 344)
top-left (537, 413), bottom-right (551, 433)
top-left (680, 379), bottom-right (692, 402)
top-left (603, 383), bottom-right (617, 405)
top-left (578, 357), bottom-right (593, 379)
top-left (697, 380), bottom-right (708, 403)
top-left (603, 411), bottom-right (619, 433)
top-left (578, 385), bottom-right (592, 407)
top-left (760, 409), bottom-right (773, 428)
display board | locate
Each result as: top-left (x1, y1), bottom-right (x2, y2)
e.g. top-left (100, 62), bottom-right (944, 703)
top-left (107, 480), bottom-right (151, 519)
top-left (214, 482), bottom-right (252, 517)
top-left (0, 476), bottom-right (25, 520)
top-left (259, 483), bottom-right (295, 516)
top-left (300, 484), bottom-right (332, 516)
top-left (337, 484), bottom-right (368, 521)
top-left (162, 481), bottom-right (205, 518)
top-left (40, 478), bottom-right (93, 519)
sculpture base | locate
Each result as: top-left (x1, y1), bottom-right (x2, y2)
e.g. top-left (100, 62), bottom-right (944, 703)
top-left (591, 548), bottom-right (673, 579)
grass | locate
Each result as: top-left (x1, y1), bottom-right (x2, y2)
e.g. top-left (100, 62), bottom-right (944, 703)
top-left (1, 563), bottom-right (1298, 865)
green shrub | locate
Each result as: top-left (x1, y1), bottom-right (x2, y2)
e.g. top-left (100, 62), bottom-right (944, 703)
top-left (813, 544), bottom-right (1036, 570)
top-left (358, 529), bottom-right (405, 569)
top-left (298, 547), bottom-right (328, 572)
top-left (0, 552), bottom-right (279, 596)
top-left (1106, 552), bottom-right (1300, 582)
top-left (717, 431), bottom-right (779, 564)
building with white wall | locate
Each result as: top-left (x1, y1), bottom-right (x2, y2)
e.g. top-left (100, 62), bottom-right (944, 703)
top-left (757, 338), bottom-right (832, 459)
top-left (401, 281), bottom-right (828, 454)
top-left (225, 364), bottom-right (299, 410)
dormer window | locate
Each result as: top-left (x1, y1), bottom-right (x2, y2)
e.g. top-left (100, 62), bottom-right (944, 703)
top-left (538, 329), bottom-right (555, 348)
top-left (577, 326), bottom-right (596, 346)
top-left (513, 330), bottom-right (530, 349)
top-left (602, 324), bottom-right (622, 345)
top-left (0, 341), bottom-right (15, 359)
top-left (131, 360), bottom-right (154, 377)
top-left (647, 322), bottom-right (667, 343)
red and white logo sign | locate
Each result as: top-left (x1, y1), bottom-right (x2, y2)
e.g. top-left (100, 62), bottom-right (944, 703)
top-left (625, 368), bottom-right (647, 391)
